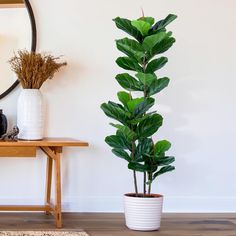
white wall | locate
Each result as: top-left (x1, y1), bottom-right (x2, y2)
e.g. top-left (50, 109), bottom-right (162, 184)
top-left (0, 0), bottom-right (236, 212)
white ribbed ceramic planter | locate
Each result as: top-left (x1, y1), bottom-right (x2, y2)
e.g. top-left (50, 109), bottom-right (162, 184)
top-left (124, 193), bottom-right (163, 231)
top-left (17, 89), bottom-right (44, 140)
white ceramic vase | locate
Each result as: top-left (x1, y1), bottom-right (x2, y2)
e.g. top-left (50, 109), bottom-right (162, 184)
top-left (17, 89), bottom-right (44, 140)
top-left (124, 193), bottom-right (163, 231)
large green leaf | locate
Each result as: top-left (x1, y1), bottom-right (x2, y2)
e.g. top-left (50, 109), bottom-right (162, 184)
top-left (117, 91), bottom-right (131, 107)
top-left (147, 77), bottom-right (170, 96)
top-left (152, 14), bottom-right (177, 31)
top-left (101, 102), bottom-right (130, 125)
top-left (155, 140), bottom-right (171, 155)
top-left (153, 36), bottom-right (176, 55)
top-left (131, 20), bottom-right (151, 36)
top-left (113, 17), bottom-right (143, 42)
top-left (112, 148), bottom-right (131, 162)
top-left (146, 57), bottom-right (168, 73)
top-left (157, 156), bottom-right (175, 166)
top-left (105, 134), bottom-right (131, 150)
top-left (135, 72), bottom-right (156, 87)
top-left (147, 36), bottom-right (176, 60)
top-left (128, 162), bottom-right (150, 172)
top-left (116, 57), bottom-right (143, 72)
top-left (137, 114), bottom-right (163, 139)
top-left (112, 124), bottom-right (137, 142)
top-left (133, 98), bottom-right (155, 117)
top-left (135, 138), bottom-right (153, 161)
top-left (128, 112), bottom-right (156, 125)
top-left (116, 38), bottom-right (144, 62)
top-left (115, 73), bottom-right (142, 91)
top-left (127, 97), bottom-right (145, 113)
top-left (140, 17), bottom-right (154, 26)
top-left (142, 32), bottom-right (167, 51)
top-left (146, 163), bottom-right (158, 173)
top-left (153, 165), bottom-right (175, 179)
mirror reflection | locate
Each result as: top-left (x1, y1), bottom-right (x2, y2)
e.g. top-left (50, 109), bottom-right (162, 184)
top-left (0, 2), bottom-right (31, 97)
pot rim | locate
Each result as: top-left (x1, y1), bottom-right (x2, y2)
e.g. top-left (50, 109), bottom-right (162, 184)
top-left (124, 193), bottom-right (163, 198)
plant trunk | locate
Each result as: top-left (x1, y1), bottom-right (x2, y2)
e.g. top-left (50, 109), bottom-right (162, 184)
top-left (148, 172), bottom-right (152, 195)
top-left (148, 183), bottom-right (151, 195)
top-left (143, 172), bottom-right (146, 196)
top-left (133, 170), bottom-right (138, 196)
top-left (131, 139), bottom-right (138, 196)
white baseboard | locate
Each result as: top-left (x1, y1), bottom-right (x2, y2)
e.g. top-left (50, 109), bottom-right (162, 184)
top-left (0, 196), bottom-right (235, 213)
top-left (163, 196), bottom-right (236, 213)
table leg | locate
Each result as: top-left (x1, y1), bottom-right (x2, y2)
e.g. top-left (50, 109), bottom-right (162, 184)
top-left (41, 146), bottom-right (63, 228)
top-left (45, 155), bottom-right (53, 215)
top-left (54, 151), bottom-right (62, 228)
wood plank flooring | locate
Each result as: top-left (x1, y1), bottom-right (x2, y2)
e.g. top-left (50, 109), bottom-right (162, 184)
top-left (0, 213), bottom-right (235, 236)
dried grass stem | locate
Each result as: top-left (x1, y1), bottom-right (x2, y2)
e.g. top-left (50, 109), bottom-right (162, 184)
top-left (9, 50), bottom-right (67, 89)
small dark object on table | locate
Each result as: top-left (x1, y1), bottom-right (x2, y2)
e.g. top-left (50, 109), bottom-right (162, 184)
top-left (0, 126), bottom-right (19, 141)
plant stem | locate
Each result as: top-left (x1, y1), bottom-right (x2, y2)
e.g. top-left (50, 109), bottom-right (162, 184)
top-left (131, 140), bottom-right (138, 196)
top-left (133, 170), bottom-right (138, 196)
top-left (148, 140), bottom-right (155, 195)
top-left (143, 172), bottom-right (146, 196)
top-left (148, 172), bottom-right (152, 195)
top-left (148, 184), bottom-right (151, 195)
top-left (142, 60), bottom-right (148, 197)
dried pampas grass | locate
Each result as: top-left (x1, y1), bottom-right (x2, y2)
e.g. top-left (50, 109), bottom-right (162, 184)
top-left (9, 50), bottom-right (67, 89)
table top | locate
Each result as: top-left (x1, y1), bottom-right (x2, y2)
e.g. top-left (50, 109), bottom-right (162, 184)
top-left (0, 138), bottom-right (89, 147)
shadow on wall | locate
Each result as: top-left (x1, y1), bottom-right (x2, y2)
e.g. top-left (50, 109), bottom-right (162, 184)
top-left (156, 74), bottom-right (206, 195)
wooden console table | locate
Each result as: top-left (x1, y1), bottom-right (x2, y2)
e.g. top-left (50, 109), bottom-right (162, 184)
top-left (0, 138), bottom-right (89, 228)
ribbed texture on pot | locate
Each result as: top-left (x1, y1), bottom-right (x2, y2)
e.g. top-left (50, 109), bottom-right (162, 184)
top-left (17, 89), bottom-right (44, 140)
top-left (124, 194), bottom-right (163, 231)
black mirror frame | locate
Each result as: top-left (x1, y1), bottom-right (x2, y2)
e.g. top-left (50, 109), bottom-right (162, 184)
top-left (0, 0), bottom-right (37, 100)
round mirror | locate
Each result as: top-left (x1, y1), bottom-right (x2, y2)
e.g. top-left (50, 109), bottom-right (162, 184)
top-left (0, 0), bottom-right (36, 100)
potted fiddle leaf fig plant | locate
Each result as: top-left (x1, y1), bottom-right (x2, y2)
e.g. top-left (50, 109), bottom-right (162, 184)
top-left (101, 13), bottom-right (177, 231)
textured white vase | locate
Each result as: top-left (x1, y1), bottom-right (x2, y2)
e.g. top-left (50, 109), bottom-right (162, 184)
top-left (124, 193), bottom-right (163, 231)
top-left (17, 89), bottom-right (44, 140)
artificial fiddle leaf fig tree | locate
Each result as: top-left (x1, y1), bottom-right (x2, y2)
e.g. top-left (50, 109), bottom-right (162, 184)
top-left (101, 14), bottom-right (177, 197)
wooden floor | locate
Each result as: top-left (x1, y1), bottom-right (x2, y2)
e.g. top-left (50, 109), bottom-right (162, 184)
top-left (0, 213), bottom-right (235, 236)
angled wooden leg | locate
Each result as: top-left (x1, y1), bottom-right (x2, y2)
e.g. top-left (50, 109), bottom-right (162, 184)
top-left (45, 155), bottom-right (53, 215)
top-left (41, 146), bottom-right (63, 228)
top-left (54, 150), bottom-right (62, 228)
